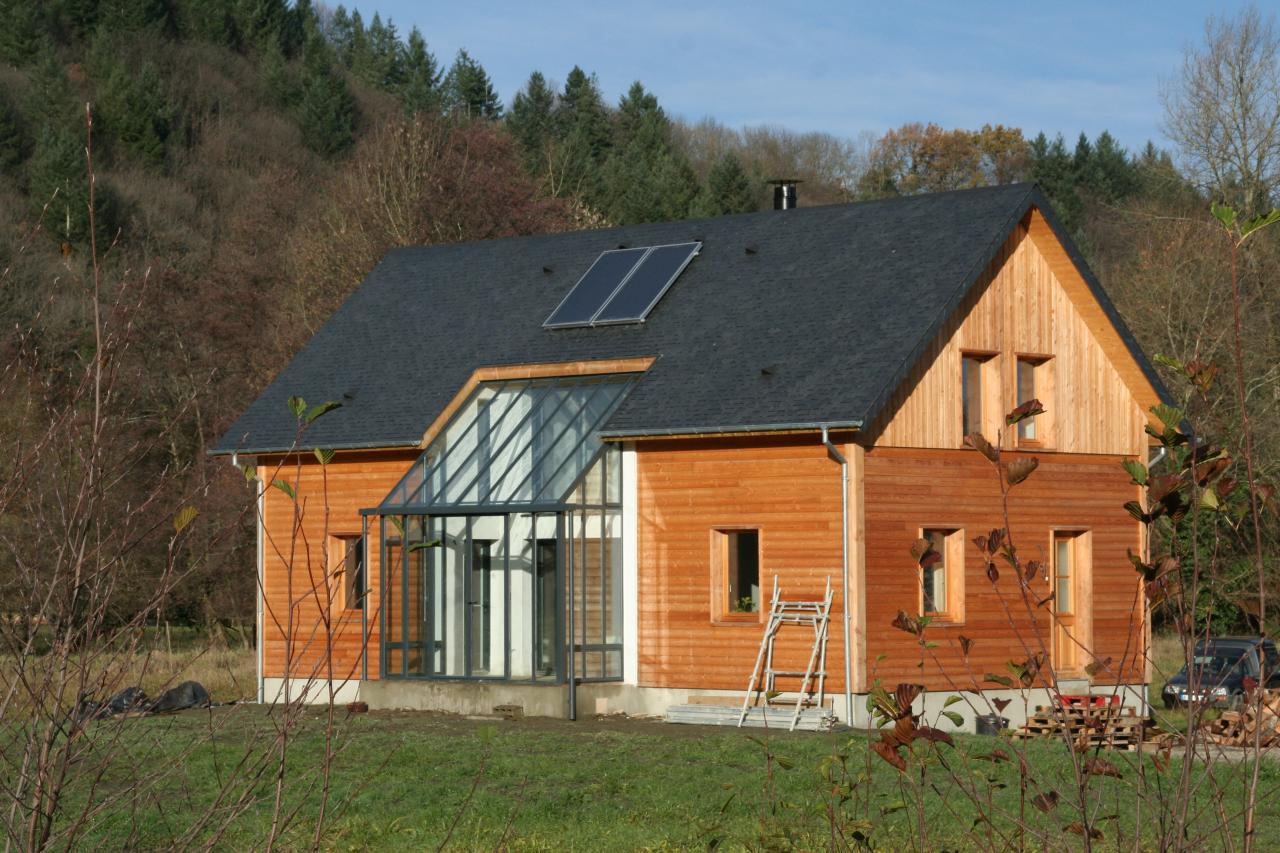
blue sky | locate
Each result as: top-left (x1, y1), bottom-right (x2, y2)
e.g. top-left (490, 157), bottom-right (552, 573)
top-left (367, 0), bottom-right (1260, 152)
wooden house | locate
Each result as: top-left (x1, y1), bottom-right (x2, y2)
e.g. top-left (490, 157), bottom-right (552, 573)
top-left (213, 183), bottom-right (1170, 728)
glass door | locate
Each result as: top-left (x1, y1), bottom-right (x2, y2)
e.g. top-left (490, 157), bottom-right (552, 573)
top-left (1052, 533), bottom-right (1077, 673)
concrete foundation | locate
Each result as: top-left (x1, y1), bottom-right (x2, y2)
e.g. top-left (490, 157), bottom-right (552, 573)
top-left (264, 677), bottom-right (1150, 733)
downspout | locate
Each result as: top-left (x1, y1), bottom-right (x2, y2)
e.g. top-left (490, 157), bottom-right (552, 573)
top-left (821, 426), bottom-right (854, 726)
top-left (360, 513), bottom-right (369, 683)
top-left (256, 474), bottom-right (265, 705)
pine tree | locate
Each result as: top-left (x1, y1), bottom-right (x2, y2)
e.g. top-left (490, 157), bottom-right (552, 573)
top-left (24, 46), bottom-right (78, 133)
top-left (599, 112), bottom-right (698, 223)
top-left (28, 125), bottom-right (117, 245)
top-left (327, 5), bottom-right (355, 64)
top-left (556, 66), bottom-right (610, 159)
top-left (298, 37), bottom-right (356, 157)
top-left (443, 49), bottom-right (502, 119)
top-left (95, 0), bottom-right (171, 33)
top-left (0, 0), bottom-right (46, 66)
top-left (507, 70), bottom-right (555, 169)
top-left (173, 0), bottom-right (237, 48)
top-left (97, 60), bottom-right (173, 166)
top-left (399, 27), bottom-right (440, 115)
top-left (614, 81), bottom-right (661, 150)
top-left (0, 93), bottom-right (30, 175)
top-left (54, 0), bottom-right (101, 39)
top-left (691, 152), bottom-right (757, 217)
top-left (350, 12), bottom-right (403, 91)
top-left (1088, 131), bottom-right (1137, 203)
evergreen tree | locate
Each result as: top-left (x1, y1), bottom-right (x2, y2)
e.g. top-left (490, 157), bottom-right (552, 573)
top-left (1030, 131), bottom-right (1082, 231)
top-left (443, 49), bottom-right (501, 119)
top-left (297, 37), bottom-right (356, 157)
top-left (97, 60), bottom-right (173, 165)
top-left (0, 93), bottom-right (30, 175)
top-left (95, 0), bottom-right (171, 33)
top-left (614, 81), bottom-right (661, 149)
top-left (351, 12), bottom-right (403, 92)
top-left (691, 152), bottom-right (757, 217)
top-left (24, 47), bottom-right (78, 134)
top-left (173, 0), bottom-right (237, 48)
top-left (506, 70), bottom-right (555, 169)
top-left (555, 66), bottom-right (610, 159)
top-left (28, 125), bottom-right (118, 245)
top-left (399, 27), bottom-right (440, 115)
top-left (0, 0), bottom-right (46, 66)
top-left (599, 112), bottom-right (698, 223)
top-left (1088, 131), bottom-right (1137, 203)
top-left (327, 5), bottom-right (355, 64)
top-left (54, 0), bottom-right (101, 40)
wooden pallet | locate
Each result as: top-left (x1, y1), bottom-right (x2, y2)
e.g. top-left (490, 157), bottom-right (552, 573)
top-left (1011, 698), bottom-right (1144, 751)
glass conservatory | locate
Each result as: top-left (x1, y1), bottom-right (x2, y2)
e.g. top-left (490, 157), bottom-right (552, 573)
top-left (373, 373), bottom-right (634, 684)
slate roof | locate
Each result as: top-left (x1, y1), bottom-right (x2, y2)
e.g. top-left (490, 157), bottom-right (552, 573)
top-left (213, 182), bottom-right (1167, 455)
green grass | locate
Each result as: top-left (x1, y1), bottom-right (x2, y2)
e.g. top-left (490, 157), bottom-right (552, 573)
top-left (33, 706), bottom-right (1280, 851)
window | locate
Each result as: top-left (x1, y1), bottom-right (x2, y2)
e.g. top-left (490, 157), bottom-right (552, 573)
top-left (1050, 531), bottom-right (1089, 674)
top-left (920, 528), bottom-right (964, 621)
top-left (335, 534), bottom-right (365, 611)
top-left (714, 529), bottom-right (761, 618)
top-left (961, 353), bottom-right (994, 438)
top-left (1015, 356), bottom-right (1052, 446)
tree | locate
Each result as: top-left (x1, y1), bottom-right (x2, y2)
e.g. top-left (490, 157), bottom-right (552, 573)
top-left (0, 94), bottom-right (29, 175)
top-left (443, 49), bottom-right (502, 119)
top-left (614, 81), bottom-right (661, 150)
top-left (298, 39), bottom-right (356, 157)
top-left (691, 152), bottom-right (757, 217)
top-left (598, 112), bottom-right (699, 223)
top-left (1162, 6), bottom-right (1280, 216)
top-left (97, 60), bottom-right (174, 166)
top-left (287, 115), bottom-right (575, 328)
top-left (399, 27), bottom-right (440, 115)
top-left (27, 125), bottom-right (117, 245)
top-left (507, 70), bottom-right (556, 170)
top-left (556, 66), bottom-right (611, 160)
top-left (0, 0), bottom-right (46, 66)
top-left (349, 12), bottom-right (403, 92)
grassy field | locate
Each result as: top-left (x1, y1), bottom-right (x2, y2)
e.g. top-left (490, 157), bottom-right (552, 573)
top-left (38, 703), bottom-right (1280, 851)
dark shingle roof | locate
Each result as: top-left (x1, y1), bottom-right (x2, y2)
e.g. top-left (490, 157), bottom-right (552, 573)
top-left (213, 183), bottom-right (1165, 455)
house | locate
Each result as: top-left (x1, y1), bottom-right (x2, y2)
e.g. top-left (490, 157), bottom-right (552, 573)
top-left (213, 182), bottom-right (1170, 729)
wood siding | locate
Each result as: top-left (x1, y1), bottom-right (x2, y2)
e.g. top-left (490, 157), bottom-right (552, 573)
top-left (259, 450), bottom-right (419, 681)
top-left (635, 435), bottom-right (849, 691)
top-left (868, 219), bottom-right (1149, 456)
top-left (862, 446), bottom-right (1145, 689)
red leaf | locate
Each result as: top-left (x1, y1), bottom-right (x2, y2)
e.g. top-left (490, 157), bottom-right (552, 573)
top-left (1005, 457), bottom-right (1039, 486)
top-left (1084, 757), bottom-right (1122, 778)
top-left (965, 432), bottom-right (1000, 463)
top-left (1032, 790), bottom-right (1059, 812)
top-left (958, 635), bottom-right (973, 656)
top-left (992, 698), bottom-right (1011, 713)
top-left (1006, 398), bottom-right (1045, 426)
top-left (872, 740), bottom-right (906, 772)
top-left (986, 562), bottom-right (999, 583)
top-left (914, 726), bottom-right (955, 747)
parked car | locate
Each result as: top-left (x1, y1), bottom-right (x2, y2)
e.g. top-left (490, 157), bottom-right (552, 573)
top-left (1161, 637), bottom-right (1280, 709)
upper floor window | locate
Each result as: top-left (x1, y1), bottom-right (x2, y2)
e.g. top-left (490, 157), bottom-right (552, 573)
top-left (1015, 356), bottom-right (1052, 446)
top-left (961, 353), bottom-right (994, 438)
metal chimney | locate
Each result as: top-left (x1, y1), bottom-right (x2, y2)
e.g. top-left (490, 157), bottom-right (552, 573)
top-left (769, 179), bottom-right (800, 210)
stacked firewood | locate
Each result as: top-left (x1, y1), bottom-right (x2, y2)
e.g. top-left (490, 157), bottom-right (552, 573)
top-left (1202, 690), bottom-right (1280, 746)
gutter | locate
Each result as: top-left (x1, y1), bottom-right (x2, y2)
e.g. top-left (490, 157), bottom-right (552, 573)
top-left (600, 419), bottom-right (862, 440)
top-left (820, 426), bottom-right (854, 727)
top-left (256, 477), bottom-right (265, 704)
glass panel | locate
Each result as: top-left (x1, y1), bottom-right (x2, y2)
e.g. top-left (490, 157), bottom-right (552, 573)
top-left (380, 374), bottom-right (636, 513)
top-left (923, 529), bottom-right (948, 614)
top-left (507, 514), bottom-right (535, 680)
top-left (604, 510), bottom-right (622, 645)
top-left (1018, 361), bottom-right (1037, 441)
top-left (405, 517), bottom-right (427, 675)
top-left (533, 515), bottom-right (559, 681)
top-left (1055, 537), bottom-right (1072, 614)
top-left (962, 357), bottom-right (983, 436)
top-left (383, 526), bottom-right (404, 676)
top-left (468, 516), bottom-right (506, 676)
top-left (424, 517), bottom-right (467, 676)
top-left (725, 531), bottom-right (760, 613)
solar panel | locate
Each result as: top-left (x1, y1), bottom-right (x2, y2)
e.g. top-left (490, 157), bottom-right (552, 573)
top-left (592, 242), bottom-right (700, 324)
top-left (543, 248), bottom-right (647, 327)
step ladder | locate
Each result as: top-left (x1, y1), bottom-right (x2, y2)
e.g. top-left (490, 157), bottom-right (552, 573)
top-left (738, 576), bottom-right (833, 732)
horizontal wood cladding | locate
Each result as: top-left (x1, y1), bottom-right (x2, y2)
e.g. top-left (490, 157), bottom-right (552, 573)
top-left (862, 446), bottom-right (1145, 691)
top-left (636, 435), bottom-right (848, 691)
top-left (258, 450), bottom-right (418, 680)
top-left (868, 217), bottom-right (1149, 456)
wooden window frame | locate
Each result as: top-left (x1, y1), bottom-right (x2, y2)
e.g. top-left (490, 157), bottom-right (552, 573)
top-left (710, 527), bottom-right (765, 624)
top-left (919, 526), bottom-right (965, 624)
top-left (1014, 354), bottom-right (1055, 449)
top-left (331, 533), bottom-right (366, 612)
top-left (960, 350), bottom-right (999, 444)
top-left (1048, 529), bottom-right (1091, 677)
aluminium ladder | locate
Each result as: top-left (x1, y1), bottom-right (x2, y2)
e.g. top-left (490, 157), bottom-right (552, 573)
top-left (738, 576), bottom-right (833, 732)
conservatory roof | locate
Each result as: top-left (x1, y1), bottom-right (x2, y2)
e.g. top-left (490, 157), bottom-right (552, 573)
top-left (377, 373), bottom-right (636, 514)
